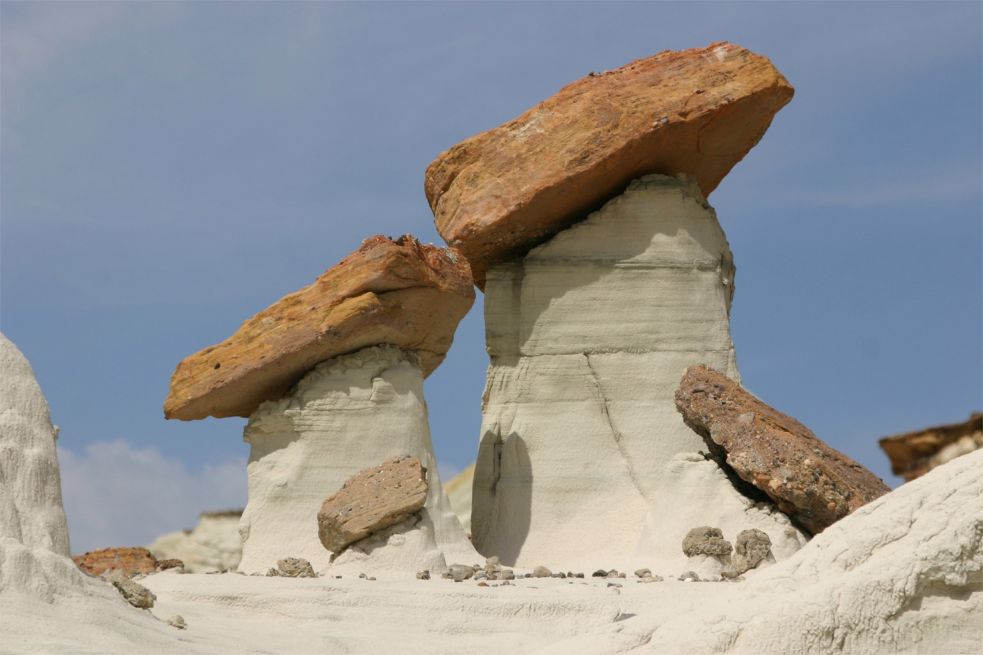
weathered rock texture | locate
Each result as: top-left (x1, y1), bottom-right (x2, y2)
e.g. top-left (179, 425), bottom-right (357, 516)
top-left (164, 235), bottom-right (474, 420)
top-left (237, 345), bottom-right (476, 574)
top-left (472, 175), bottom-right (752, 570)
top-left (147, 509), bottom-right (243, 573)
top-left (318, 456), bottom-right (428, 553)
top-left (425, 42), bottom-right (793, 286)
top-left (0, 333), bottom-right (71, 557)
top-left (73, 547), bottom-right (158, 577)
top-left (879, 412), bottom-right (983, 482)
top-left (681, 527), bottom-right (732, 557)
top-left (104, 570), bottom-right (156, 609)
top-left (732, 528), bottom-right (771, 574)
top-left (675, 364), bottom-right (890, 534)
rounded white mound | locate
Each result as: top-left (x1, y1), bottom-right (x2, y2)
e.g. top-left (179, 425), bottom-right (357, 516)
top-left (147, 510), bottom-right (243, 573)
top-left (238, 345), bottom-right (476, 575)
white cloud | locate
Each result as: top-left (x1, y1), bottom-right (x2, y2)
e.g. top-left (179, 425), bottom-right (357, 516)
top-left (1, 2), bottom-right (123, 109)
top-left (57, 440), bottom-right (246, 554)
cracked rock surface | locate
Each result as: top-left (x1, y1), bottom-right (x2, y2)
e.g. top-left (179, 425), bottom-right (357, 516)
top-left (472, 175), bottom-right (746, 571)
top-left (425, 42), bottom-right (793, 287)
top-left (682, 527), bottom-right (732, 558)
top-left (675, 364), bottom-right (890, 534)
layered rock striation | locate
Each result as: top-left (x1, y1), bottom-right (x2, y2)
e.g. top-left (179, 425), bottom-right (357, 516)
top-left (238, 346), bottom-right (475, 574)
top-left (471, 174), bottom-right (798, 570)
top-left (426, 42), bottom-right (793, 286)
top-left (164, 235), bottom-right (474, 420)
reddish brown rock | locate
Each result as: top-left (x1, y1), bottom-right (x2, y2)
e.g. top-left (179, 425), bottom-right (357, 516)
top-left (674, 365), bottom-right (889, 534)
top-left (73, 546), bottom-right (158, 577)
top-left (425, 41), bottom-right (793, 286)
top-left (164, 235), bottom-right (474, 420)
top-left (317, 456), bottom-right (428, 553)
top-left (879, 413), bottom-right (983, 482)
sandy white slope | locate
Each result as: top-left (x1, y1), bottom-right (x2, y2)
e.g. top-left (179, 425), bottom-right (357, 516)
top-left (238, 345), bottom-right (475, 575)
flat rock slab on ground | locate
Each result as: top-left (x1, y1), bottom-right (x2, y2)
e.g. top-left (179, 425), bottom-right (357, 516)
top-left (73, 547), bottom-right (159, 577)
top-left (879, 412), bottom-right (982, 481)
top-left (317, 456), bottom-right (429, 554)
top-left (425, 41), bottom-right (793, 286)
top-left (675, 365), bottom-right (889, 534)
top-left (164, 235), bottom-right (474, 420)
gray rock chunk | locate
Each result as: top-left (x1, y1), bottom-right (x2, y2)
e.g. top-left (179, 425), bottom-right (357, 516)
top-left (682, 526), bottom-right (733, 557)
top-left (268, 557), bottom-right (316, 578)
top-left (733, 528), bottom-right (772, 574)
top-left (104, 570), bottom-right (156, 609)
top-left (444, 564), bottom-right (475, 582)
top-left (168, 615), bottom-right (186, 630)
top-left (317, 456), bottom-right (428, 554)
top-left (532, 565), bottom-right (552, 578)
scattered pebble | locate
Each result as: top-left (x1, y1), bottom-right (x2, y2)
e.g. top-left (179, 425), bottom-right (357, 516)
top-left (679, 571), bottom-right (701, 582)
top-left (634, 568), bottom-right (652, 578)
top-left (532, 565), bottom-right (552, 578)
top-left (167, 615), bottom-right (186, 630)
top-left (444, 564), bottom-right (475, 582)
top-left (416, 570), bottom-right (431, 580)
top-left (103, 570), bottom-right (156, 609)
top-left (268, 558), bottom-right (316, 578)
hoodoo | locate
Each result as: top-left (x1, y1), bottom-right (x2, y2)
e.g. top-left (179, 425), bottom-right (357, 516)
top-left (164, 235), bottom-right (477, 574)
top-left (428, 44), bottom-right (806, 571)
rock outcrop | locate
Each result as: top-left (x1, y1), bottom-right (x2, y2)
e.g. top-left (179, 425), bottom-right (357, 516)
top-left (164, 235), bottom-right (474, 420)
top-left (147, 509), bottom-right (243, 573)
top-left (879, 412), bottom-right (982, 481)
top-left (238, 345), bottom-right (476, 574)
top-left (0, 333), bottom-right (71, 557)
top-left (73, 547), bottom-right (158, 577)
top-left (318, 456), bottom-right (429, 554)
top-left (472, 174), bottom-right (774, 570)
top-left (425, 42), bottom-right (793, 285)
top-left (675, 364), bottom-right (890, 534)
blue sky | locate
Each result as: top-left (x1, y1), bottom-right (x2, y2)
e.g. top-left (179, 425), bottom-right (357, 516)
top-left (2, 1), bottom-right (980, 552)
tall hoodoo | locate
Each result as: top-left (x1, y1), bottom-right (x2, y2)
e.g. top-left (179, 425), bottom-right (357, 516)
top-left (164, 236), bottom-right (477, 574)
top-left (427, 44), bottom-right (797, 571)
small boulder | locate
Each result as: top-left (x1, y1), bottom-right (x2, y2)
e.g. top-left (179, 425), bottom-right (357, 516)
top-left (317, 456), bottom-right (428, 554)
top-left (532, 565), bottom-right (552, 578)
top-left (444, 564), bottom-right (474, 582)
top-left (167, 615), bottom-right (187, 630)
top-left (104, 570), bottom-right (156, 609)
top-left (733, 528), bottom-right (772, 574)
top-left (682, 527), bottom-right (733, 558)
top-left (268, 557), bottom-right (316, 578)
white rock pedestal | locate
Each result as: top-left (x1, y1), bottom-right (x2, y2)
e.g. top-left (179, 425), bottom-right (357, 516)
top-left (472, 174), bottom-right (800, 571)
top-left (237, 345), bottom-right (475, 575)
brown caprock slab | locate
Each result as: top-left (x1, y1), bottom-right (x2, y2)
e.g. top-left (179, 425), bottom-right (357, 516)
top-left (73, 547), bottom-right (159, 577)
top-left (317, 456), bottom-right (428, 554)
top-left (164, 235), bottom-right (474, 420)
top-left (675, 365), bottom-right (889, 534)
top-left (425, 41), bottom-right (793, 287)
top-left (879, 413), bottom-right (983, 482)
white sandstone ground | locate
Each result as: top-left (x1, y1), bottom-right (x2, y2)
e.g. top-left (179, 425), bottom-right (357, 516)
top-left (237, 345), bottom-right (475, 575)
top-left (472, 174), bottom-right (797, 571)
top-left (147, 510), bottom-right (243, 573)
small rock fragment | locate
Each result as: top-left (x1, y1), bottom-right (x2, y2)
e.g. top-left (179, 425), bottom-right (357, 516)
top-left (634, 568), bottom-right (652, 578)
top-left (638, 575), bottom-right (664, 583)
top-left (591, 569), bottom-right (607, 578)
top-left (679, 571), bottom-right (701, 582)
top-left (416, 570), bottom-right (431, 580)
top-left (682, 526), bottom-right (733, 557)
top-left (532, 565), bottom-right (552, 578)
top-left (156, 559), bottom-right (184, 572)
top-left (444, 564), bottom-right (475, 582)
top-left (499, 569), bottom-right (515, 580)
top-left (167, 615), bottom-right (186, 630)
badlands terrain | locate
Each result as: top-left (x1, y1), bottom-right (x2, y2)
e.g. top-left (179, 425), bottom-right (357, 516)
top-left (1, 42), bottom-right (981, 654)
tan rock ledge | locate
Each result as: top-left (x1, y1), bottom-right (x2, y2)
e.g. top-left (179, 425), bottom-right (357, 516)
top-left (425, 41), bottom-right (793, 287)
top-left (163, 235), bottom-right (474, 420)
